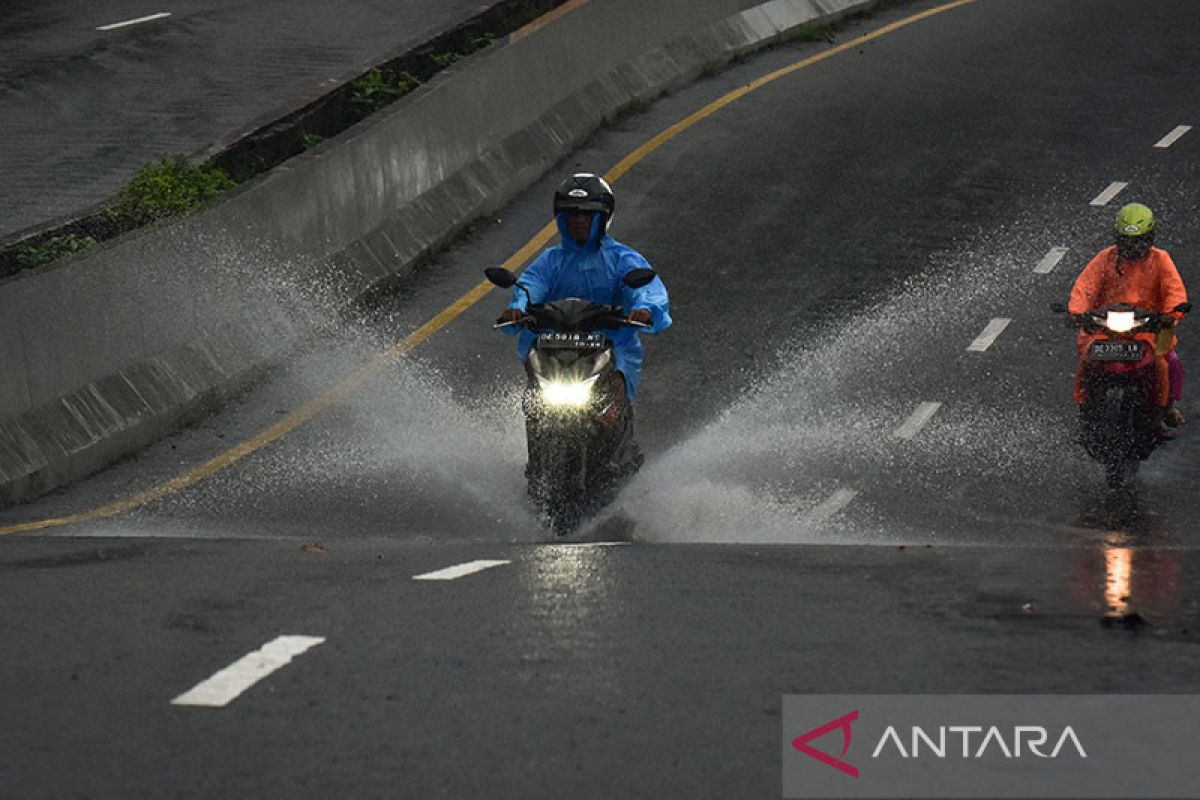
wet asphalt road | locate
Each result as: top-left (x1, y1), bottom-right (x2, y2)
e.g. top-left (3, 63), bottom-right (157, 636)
top-left (0, 0), bottom-right (492, 238)
top-left (5, 0), bottom-right (1200, 797)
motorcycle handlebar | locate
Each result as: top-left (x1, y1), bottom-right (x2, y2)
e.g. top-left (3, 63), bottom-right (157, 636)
top-left (493, 309), bottom-right (650, 330)
top-left (1051, 302), bottom-right (1188, 331)
top-left (1062, 310), bottom-right (1179, 333)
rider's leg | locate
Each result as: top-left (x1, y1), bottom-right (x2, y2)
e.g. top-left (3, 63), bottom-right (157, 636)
top-left (605, 371), bottom-right (643, 474)
top-left (1157, 354), bottom-right (1170, 407)
top-left (1153, 355), bottom-right (1178, 439)
top-left (602, 372), bottom-right (627, 427)
top-left (1166, 350), bottom-right (1185, 426)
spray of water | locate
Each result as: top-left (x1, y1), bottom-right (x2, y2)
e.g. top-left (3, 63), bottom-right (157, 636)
top-left (152, 337), bottom-right (544, 540)
top-left (133, 228), bottom-right (544, 540)
top-left (145, 211), bottom-right (1113, 545)
top-left (603, 225), bottom-right (1099, 545)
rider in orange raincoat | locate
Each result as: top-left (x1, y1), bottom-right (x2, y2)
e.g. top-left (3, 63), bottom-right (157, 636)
top-left (1068, 203), bottom-right (1187, 433)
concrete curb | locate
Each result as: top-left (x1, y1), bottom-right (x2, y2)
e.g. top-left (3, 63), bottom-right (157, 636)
top-left (0, 0), bottom-right (872, 507)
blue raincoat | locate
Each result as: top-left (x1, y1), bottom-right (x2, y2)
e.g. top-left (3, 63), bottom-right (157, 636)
top-left (503, 214), bottom-right (671, 402)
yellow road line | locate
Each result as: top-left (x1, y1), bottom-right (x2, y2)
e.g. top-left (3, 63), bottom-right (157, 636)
top-left (510, 0), bottom-right (589, 42)
top-left (606, 0), bottom-right (975, 183)
top-left (0, 0), bottom-right (974, 537)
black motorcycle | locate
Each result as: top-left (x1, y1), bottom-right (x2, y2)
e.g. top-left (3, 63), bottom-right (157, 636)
top-left (487, 266), bottom-right (655, 535)
top-left (1053, 301), bottom-right (1189, 488)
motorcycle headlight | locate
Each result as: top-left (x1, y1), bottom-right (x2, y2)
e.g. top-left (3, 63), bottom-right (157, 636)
top-left (537, 375), bottom-right (600, 407)
top-left (1104, 310), bottom-right (1139, 333)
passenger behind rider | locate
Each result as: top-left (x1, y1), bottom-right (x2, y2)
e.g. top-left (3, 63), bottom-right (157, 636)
top-left (1068, 203), bottom-right (1188, 436)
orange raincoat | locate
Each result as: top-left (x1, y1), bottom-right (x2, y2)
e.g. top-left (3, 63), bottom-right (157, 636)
top-left (1068, 246), bottom-right (1187, 405)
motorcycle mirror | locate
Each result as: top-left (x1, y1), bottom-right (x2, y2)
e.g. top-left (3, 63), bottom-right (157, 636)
top-left (484, 267), bottom-right (518, 289)
top-left (622, 268), bottom-right (657, 289)
top-left (1174, 302), bottom-right (1192, 314)
top-left (1049, 302), bottom-right (1067, 313)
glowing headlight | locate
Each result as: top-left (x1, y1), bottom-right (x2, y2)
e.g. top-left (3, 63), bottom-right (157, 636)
top-left (1104, 311), bottom-right (1139, 333)
top-left (538, 375), bottom-right (599, 407)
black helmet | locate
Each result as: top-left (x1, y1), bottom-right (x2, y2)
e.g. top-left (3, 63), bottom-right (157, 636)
top-left (553, 173), bottom-right (615, 230)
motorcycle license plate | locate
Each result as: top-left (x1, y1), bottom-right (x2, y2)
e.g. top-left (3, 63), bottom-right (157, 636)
top-left (536, 332), bottom-right (606, 350)
top-left (1090, 341), bottom-right (1143, 362)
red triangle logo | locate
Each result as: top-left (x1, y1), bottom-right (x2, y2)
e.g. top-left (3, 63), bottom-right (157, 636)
top-left (791, 709), bottom-right (859, 778)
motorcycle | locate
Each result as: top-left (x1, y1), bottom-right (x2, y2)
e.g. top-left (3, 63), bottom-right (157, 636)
top-left (1052, 301), bottom-right (1190, 488)
top-left (486, 266), bottom-right (656, 535)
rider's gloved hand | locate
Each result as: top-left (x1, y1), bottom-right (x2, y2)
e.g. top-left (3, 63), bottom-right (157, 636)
top-left (498, 308), bottom-right (525, 325)
top-left (628, 309), bottom-right (652, 326)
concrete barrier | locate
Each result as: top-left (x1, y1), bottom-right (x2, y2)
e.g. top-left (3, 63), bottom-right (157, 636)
top-left (0, 0), bottom-right (871, 506)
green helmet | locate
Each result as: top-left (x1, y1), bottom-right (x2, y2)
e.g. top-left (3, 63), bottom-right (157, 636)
top-left (1114, 203), bottom-right (1156, 237)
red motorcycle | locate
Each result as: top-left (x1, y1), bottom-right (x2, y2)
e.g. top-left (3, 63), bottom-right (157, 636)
top-left (1054, 302), bottom-right (1189, 488)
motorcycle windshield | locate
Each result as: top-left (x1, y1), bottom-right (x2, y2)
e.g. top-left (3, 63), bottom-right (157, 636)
top-left (530, 298), bottom-right (622, 331)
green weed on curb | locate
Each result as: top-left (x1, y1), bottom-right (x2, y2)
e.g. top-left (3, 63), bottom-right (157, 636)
top-left (350, 68), bottom-right (421, 117)
top-left (108, 157), bottom-right (235, 227)
top-left (14, 234), bottom-right (98, 270)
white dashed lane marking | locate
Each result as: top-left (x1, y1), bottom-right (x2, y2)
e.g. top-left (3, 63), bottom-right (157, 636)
top-left (967, 318), bottom-right (1012, 352)
top-left (1154, 125), bottom-right (1192, 149)
top-left (413, 559), bottom-right (511, 581)
top-left (96, 12), bottom-right (172, 31)
top-left (806, 489), bottom-right (859, 526)
top-left (1034, 246), bottom-right (1069, 275)
top-left (894, 402), bottom-right (943, 440)
top-left (1089, 182), bottom-right (1128, 207)
top-left (171, 635), bottom-right (325, 708)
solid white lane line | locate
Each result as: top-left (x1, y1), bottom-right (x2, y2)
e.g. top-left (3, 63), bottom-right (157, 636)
top-left (413, 559), bottom-right (511, 581)
top-left (966, 318), bottom-right (1012, 352)
top-left (806, 489), bottom-right (858, 526)
top-left (171, 635), bottom-right (325, 708)
top-left (894, 402), bottom-right (942, 440)
top-left (96, 12), bottom-right (172, 31)
top-left (1033, 246), bottom-right (1069, 274)
top-left (1089, 181), bottom-right (1128, 206)
top-left (1154, 125), bottom-right (1192, 149)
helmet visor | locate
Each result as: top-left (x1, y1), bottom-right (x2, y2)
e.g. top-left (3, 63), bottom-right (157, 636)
top-left (554, 198), bottom-right (611, 215)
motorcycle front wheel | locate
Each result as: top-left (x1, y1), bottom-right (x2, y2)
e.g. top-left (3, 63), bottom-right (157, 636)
top-left (1103, 458), bottom-right (1139, 490)
top-left (528, 441), bottom-right (587, 537)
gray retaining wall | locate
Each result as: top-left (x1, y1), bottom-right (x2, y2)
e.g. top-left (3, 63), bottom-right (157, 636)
top-left (0, 0), bottom-right (871, 506)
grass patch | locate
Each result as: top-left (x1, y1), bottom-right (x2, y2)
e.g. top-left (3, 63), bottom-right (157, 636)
top-left (432, 33), bottom-right (497, 69)
top-left (14, 234), bottom-right (98, 270)
top-left (108, 157), bottom-right (235, 227)
top-left (349, 68), bottom-right (421, 118)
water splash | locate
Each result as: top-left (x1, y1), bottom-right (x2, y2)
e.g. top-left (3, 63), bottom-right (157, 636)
top-left (151, 342), bottom-right (543, 539)
top-left (145, 210), bottom-right (1113, 545)
top-left (137, 228), bottom-right (545, 539)
top-left (606, 228), bottom-right (1098, 545)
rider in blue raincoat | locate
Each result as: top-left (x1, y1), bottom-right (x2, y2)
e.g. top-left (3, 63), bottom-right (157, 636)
top-left (498, 173), bottom-right (671, 404)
